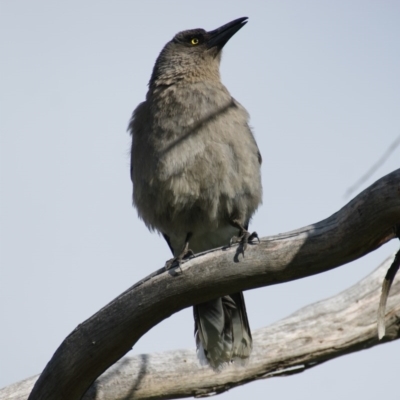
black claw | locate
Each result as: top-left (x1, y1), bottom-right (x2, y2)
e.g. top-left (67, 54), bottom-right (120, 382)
top-left (165, 248), bottom-right (194, 270)
top-left (230, 230), bottom-right (259, 257)
top-left (248, 231), bottom-right (259, 243)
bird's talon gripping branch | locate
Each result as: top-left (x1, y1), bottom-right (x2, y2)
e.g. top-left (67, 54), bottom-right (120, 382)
top-left (165, 248), bottom-right (194, 270)
top-left (165, 257), bottom-right (179, 270)
top-left (248, 231), bottom-right (260, 243)
top-left (229, 219), bottom-right (259, 253)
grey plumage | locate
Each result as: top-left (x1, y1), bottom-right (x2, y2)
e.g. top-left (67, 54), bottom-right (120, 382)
top-left (129, 17), bottom-right (262, 369)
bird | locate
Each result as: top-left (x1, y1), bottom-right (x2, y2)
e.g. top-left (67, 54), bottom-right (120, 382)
top-left (129, 17), bottom-right (262, 370)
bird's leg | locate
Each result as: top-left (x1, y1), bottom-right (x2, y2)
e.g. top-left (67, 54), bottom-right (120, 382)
top-left (165, 232), bottom-right (194, 270)
top-left (229, 219), bottom-right (259, 253)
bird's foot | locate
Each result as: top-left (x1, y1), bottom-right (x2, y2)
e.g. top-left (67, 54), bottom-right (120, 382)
top-left (230, 230), bottom-right (259, 252)
top-left (165, 247), bottom-right (194, 270)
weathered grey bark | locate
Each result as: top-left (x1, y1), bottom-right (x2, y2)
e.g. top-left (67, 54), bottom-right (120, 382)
top-left (4, 169), bottom-right (400, 400)
top-left (378, 247), bottom-right (400, 338)
top-left (2, 254), bottom-right (400, 400)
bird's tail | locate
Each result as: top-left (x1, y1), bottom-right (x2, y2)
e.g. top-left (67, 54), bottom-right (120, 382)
top-left (193, 292), bottom-right (252, 370)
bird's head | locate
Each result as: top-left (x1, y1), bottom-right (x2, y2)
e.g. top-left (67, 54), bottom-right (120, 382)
top-left (149, 17), bottom-right (248, 89)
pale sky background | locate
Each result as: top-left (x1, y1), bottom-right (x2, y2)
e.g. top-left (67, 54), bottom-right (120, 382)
top-left (1, 1), bottom-right (400, 399)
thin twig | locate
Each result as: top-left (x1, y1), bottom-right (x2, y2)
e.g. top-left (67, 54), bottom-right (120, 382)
top-left (345, 134), bottom-right (400, 198)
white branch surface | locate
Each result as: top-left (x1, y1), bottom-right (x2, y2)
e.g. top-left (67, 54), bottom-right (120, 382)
top-left (1, 169), bottom-right (399, 400)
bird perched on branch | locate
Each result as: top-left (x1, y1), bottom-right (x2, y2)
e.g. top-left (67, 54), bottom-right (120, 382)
top-left (129, 17), bottom-right (262, 370)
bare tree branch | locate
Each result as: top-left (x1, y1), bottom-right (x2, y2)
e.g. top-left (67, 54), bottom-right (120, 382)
top-left (378, 245), bottom-right (400, 338)
top-left (6, 169), bottom-right (400, 400)
top-left (2, 254), bottom-right (400, 400)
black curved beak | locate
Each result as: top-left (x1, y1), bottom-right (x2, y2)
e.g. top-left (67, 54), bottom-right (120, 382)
top-left (207, 17), bottom-right (248, 51)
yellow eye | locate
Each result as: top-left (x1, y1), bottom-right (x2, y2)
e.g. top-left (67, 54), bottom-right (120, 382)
top-left (191, 37), bottom-right (199, 45)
